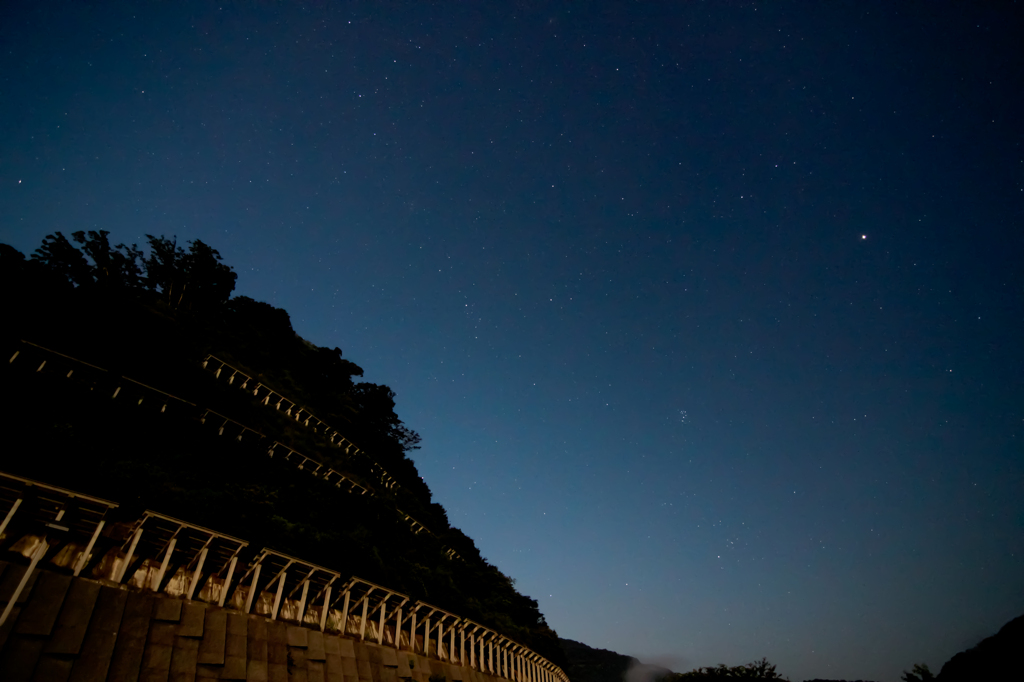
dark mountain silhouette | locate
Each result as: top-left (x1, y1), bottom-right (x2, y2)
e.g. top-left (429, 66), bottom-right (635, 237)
top-left (935, 613), bottom-right (1022, 680)
top-left (0, 233), bottom-right (564, 667)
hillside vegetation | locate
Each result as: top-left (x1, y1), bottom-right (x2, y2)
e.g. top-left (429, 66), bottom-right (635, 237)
top-left (0, 231), bottom-right (564, 667)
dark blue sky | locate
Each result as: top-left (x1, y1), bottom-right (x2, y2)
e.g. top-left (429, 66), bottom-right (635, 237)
top-left (2, 3), bottom-right (1022, 680)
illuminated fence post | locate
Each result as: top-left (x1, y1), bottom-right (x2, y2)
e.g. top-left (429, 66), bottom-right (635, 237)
top-left (470, 628), bottom-right (476, 668)
top-left (0, 539), bottom-right (48, 627)
top-left (244, 564), bottom-right (262, 613)
top-left (271, 572), bottom-right (287, 620)
top-left (219, 556), bottom-right (237, 607)
top-left (74, 519), bottom-right (104, 577)
top-left (297, 579), bottom-right (311, 623)
top-left (152, 537), bottom-right (176, 592)
top-left (340, 590), bottom-right (351, 634)
top-left (425, 613), bottom-right (432, 657)
top-left (377, 598), bottom-right (387, 645)
top-left (0, 498), bottom-right (22, 539)
top-left (117, 527), bottom-right (144, 583)
top-left (320, 583), bottom-right (332, 632)
top-left (186, 545), bottom-right (209, 600)
top-left (359, 593), bottom-right (369, 640)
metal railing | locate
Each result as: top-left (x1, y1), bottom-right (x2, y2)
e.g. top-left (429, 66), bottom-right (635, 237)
top-left (8, 340), bottom-right (453, 549)
top-left (0, 472), bottom-right (567, 682)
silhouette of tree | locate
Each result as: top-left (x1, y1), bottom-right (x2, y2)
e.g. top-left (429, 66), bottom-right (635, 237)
top-left (144, 235), bottom-right (236, 310)
top-left (31, 232), bottom-right (92, 287)
top-left (900, 664), bottom-right (934, 681)
top-left (71, 230), bottom-right (144, 289)
top-left (674, 658), bottom-right (788, 679)
top-left (351, 381), bottom-right (421, 453)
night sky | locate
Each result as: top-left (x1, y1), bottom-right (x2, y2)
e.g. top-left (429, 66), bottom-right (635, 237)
top-left (2, 3), bottom-right (1022, 681)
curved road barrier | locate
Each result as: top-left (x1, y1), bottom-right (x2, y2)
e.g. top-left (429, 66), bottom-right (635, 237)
top-left (0, 471), bottom-right (568, 682)
top-left (8, 340), bottom-right (457, 552)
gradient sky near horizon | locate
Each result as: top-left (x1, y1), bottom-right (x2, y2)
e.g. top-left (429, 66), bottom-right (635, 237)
top-left (2, 3), bottom-right (1022, 680)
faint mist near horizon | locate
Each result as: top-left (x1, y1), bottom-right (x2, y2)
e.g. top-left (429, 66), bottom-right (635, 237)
top-left (625, 657), bottom-right (686, 682)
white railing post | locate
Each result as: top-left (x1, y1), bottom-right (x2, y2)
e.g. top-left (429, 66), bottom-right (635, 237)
top-left (0, 498), bottom-right (22, 539)
top-left (320, 585), bottom-right (332, 632)
top-left (0, 539), bottom-right (47, 627)
top-left (297, 580), bottom-right (311, 622)
top-left (340, 590), bottom-right (351, 635)
top-left (186, 546), bottom-right (209, 600)
top-left (73, 519), bottom-right (104, 577)
top-left (116, 527), bottom-right (144, 583)
top-left (271, 572), bottom-right (287, 620)
top-left (220, 556), bottom-right (238, 607)
top-left (244, 564), bottom-right (262, 613)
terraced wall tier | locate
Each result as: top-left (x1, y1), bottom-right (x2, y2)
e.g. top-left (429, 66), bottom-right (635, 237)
top-left (0, 562), bottom-right (527, 682)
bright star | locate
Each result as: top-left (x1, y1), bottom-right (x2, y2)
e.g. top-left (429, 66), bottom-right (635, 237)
top-left (861, 235), bottom-right (867, 239)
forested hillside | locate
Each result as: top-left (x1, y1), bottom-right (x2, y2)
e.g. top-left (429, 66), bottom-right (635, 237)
top-left (0, 231), bottom-right (565, 667)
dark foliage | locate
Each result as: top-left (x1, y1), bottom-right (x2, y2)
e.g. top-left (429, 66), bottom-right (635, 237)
top-left (673, 658), bottom-right (788, 680)
top-left (0, 236), bottom-right (565, 667)
top-left (900, 664), bottom-right (933, 682)
top-left (143, 234), bottom-right (237, 310)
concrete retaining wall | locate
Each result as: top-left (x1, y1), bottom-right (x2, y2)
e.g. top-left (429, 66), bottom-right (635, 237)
top-left (0, 561), bottom-right (508, 682)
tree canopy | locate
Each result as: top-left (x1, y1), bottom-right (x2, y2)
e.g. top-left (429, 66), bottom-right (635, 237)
top-left (673, 658), bottom-right (788, 680)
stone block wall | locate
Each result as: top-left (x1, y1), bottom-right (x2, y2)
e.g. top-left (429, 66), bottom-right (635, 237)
top-left (0, 561), bottom-right (511, 682)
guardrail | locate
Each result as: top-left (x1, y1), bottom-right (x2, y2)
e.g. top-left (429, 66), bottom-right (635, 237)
top-left (202, 354), bottom-right (400, 492)
top-left (0, 471), bottom-right (567, 682)
top-left (7, 340), bottom-right (455, 549)
top-left (199, 353), bottom-right (462, 557)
